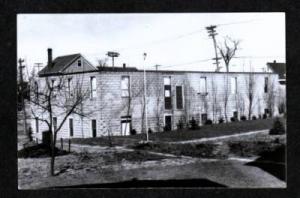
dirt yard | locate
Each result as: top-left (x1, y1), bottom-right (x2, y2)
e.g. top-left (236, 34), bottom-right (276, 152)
top-left (18, 131), bottom-right (286, 189)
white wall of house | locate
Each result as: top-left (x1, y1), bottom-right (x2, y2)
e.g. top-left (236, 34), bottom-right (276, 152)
top-left (31, 69), bottom-right (281, 140)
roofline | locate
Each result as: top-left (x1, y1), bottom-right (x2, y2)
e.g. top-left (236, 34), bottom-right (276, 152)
top-left (38, 68), bottom-right (276, 77)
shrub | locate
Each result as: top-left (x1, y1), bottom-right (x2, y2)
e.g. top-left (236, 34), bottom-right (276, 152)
top-left (218, 118), bottom-right (224, 124)
top-left (205, 119), bottom-right (213, 125)
top-left (131, 129), bottom-right (137, 135)
top-left (148, 128), bottom-right (153, 134)
top-left (230, 117), bottom-right (236, 122)
top-left (252, 116), bottom-right (257, 120)
top-left (240, 115), bottom-right (247, 121)
top-left (189, 117), bottom-right (199, 130)
top-left (262, 114), bottom-right (267, 119)
top-left (177, 119), bottom-right (185, 129)
top-left (269, 118), bottom-right (286, 135)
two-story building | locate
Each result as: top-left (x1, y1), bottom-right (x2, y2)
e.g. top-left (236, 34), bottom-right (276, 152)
top-left (31, 49), bottom-right (282, 140)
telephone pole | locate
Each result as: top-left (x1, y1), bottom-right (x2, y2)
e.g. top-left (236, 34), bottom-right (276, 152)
top-left (206, 25), bottom-right (221, 72)
top-left (18, 58), bottom-right (28, 137)
top-left (34, 63), bottom-right (43, 73)
top-left (153, 64), bottom-right (161, 71)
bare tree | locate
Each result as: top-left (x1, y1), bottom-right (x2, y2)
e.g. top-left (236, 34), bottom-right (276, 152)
top-left (30, 74), bottom-right (92, 176)
top-left (210, 77), bottom-right (218, 123)
top-left (277, 86), bottom-right (286, 115)
top-left (218, 36), bottom-right (240, 72)
top-left (245, 71), bottom-right (256, 120)
top-left (264, 76), bottom-right (276, 117)
top-left (97, 58), bottom-right (108, 67)
top-left (222, 75), bottom-right (230, 122)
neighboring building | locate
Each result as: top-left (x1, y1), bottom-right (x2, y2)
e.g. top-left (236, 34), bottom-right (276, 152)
top-left (31, 49), bottom-right (283, 140)
top-left (267, 60), bottom-right (286, 85)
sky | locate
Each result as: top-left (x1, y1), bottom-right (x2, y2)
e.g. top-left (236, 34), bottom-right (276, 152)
top-left (17, 13), bottom-right (285, 78)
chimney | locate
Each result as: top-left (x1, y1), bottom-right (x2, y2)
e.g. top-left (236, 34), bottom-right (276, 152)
top-left (47, 48), bottom-right (53, 67)
top-left (123, 63), bottom-right (126, 68)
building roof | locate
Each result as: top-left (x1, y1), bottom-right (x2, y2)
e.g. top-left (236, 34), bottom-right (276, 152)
top-left (39, 54), bottom-right (82, 76)
top-left (267, 62), bottom-right (286, 79)
top-left (96, 66), bottom-right (138, 72)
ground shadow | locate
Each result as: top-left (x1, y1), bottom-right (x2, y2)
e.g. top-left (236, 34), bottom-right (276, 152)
top-left (49, 178), bottom-right (227, 188)
top-left (246, 145), bottom-right (286, 181)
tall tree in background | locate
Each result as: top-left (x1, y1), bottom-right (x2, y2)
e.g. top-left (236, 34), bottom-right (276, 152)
top-left (245, 70), bottom-right (256, 120)
top-left (218, 37), bottom-right (240, 72)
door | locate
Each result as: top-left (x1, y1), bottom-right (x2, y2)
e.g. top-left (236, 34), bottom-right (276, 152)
top-left (165, 115), bottom-right (172, 131)
top-left (121, 116), bottom-right (131, 136)
top-left (92, 119), bottom-right (97, 137)
top-left (121, 122), bottom-right (131, 136)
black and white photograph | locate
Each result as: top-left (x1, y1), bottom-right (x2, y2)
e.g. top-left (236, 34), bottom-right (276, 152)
top-left (17, 13), bottom-right (286, 189)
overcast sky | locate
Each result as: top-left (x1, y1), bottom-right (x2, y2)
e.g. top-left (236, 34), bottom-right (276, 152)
top-left (17, 13), bottom-right (285, 77)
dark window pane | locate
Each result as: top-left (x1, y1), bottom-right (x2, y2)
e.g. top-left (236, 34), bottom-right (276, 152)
top-left (176, 86), bottom-right (183, 109)
top-left (69, 118), bottom-right (73, 137)
top-left (92, 119), bottom-right (97, 137)
top-left (164, 85), bottom-right (172, 109)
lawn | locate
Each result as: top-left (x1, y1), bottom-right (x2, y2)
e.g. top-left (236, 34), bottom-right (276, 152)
top-left (70, 118), bottom-right (282, 147)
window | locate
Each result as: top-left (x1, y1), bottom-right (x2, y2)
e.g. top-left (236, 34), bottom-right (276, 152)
top-left (121, 76), bottom-right (130, 97)
top-left (199, 77), bottom-right (207, 94)
top-left (34, 81), bottom-right (39, 100)
top-left (35, 117), bottom-right (39, 133)
top-left (77, 59), bottom-right (82, 67)
top-left (233, 111), bottom-right (238, 119)
top-left (91, 119), bottom-right (97, 137)
top-left (67, 78), bottom-right (72, 97)
top-left (176, 86), bottom-right (183, 109)
top-left (201, 113), bottom-right (207, 123)
top-left (264, 77), bottom-right (268, 93)
top-left (90, 77), bottom-right (97, 98)
top-left (231, 77), bottom-right (237, 94)
top-left (69, 118), bottom-right (73, 137)
top-left (51, 79), bottom-right (57, 97)
top-left (53, 117), bottom-right (57, 132)
top-left (164, 77), bottom-right (172, 109)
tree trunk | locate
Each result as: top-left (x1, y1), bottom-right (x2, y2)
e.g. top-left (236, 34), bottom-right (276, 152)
top-left (50, 131), bottom-right (56, 176)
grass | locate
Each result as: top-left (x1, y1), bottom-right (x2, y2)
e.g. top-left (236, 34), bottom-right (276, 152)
top-left (71, 118), bottom-right (279, 147)
top-left (132, 135), bottom-right (285, 159)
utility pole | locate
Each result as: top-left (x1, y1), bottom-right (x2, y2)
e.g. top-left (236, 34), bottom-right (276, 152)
top-left (153, 64), bottom-right (161, 71)
top-left (206, 25), bottom-right (221, 72)
top-left (143, 53), bottom-right (149, 142)
top-left (18, 58), bottom-right (28, 137)
top-left (34, 63), bottom-right (43, 73)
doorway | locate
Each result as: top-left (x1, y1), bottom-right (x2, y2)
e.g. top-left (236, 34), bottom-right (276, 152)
top-left (164, 115), bottom-right (172, 131)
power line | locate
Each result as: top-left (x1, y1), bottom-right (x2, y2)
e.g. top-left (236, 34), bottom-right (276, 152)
top-left (159, 58), bottom-right (212, 68)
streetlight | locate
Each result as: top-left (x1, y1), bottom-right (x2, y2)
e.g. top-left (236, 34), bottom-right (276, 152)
top-left (143, 52), bottom-right (149, 142)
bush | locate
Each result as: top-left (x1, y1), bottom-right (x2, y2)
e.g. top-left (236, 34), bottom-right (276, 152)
top-left (189, 117), bottom-right (199, 130)
top-left (131, 129), bottom-right (137, 135)
top-left (269, 118), bottom-right (285, 135)
top-left (205, 119), bottom-right (213, 125)
top-left (240, 115), bottom-right (247, 121)
top-left (230, 117), bottom-right (236, 122)
top-left (177, 119), bottom-right (185, 129)
top-left (148, 128), bottom-right (153, 134)
top-left (262, 114), bottom-right (267, 119)
top-left (218, 118), bottom-right (224, 124)
top-left (252, 116), bottom-right (257, 120)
